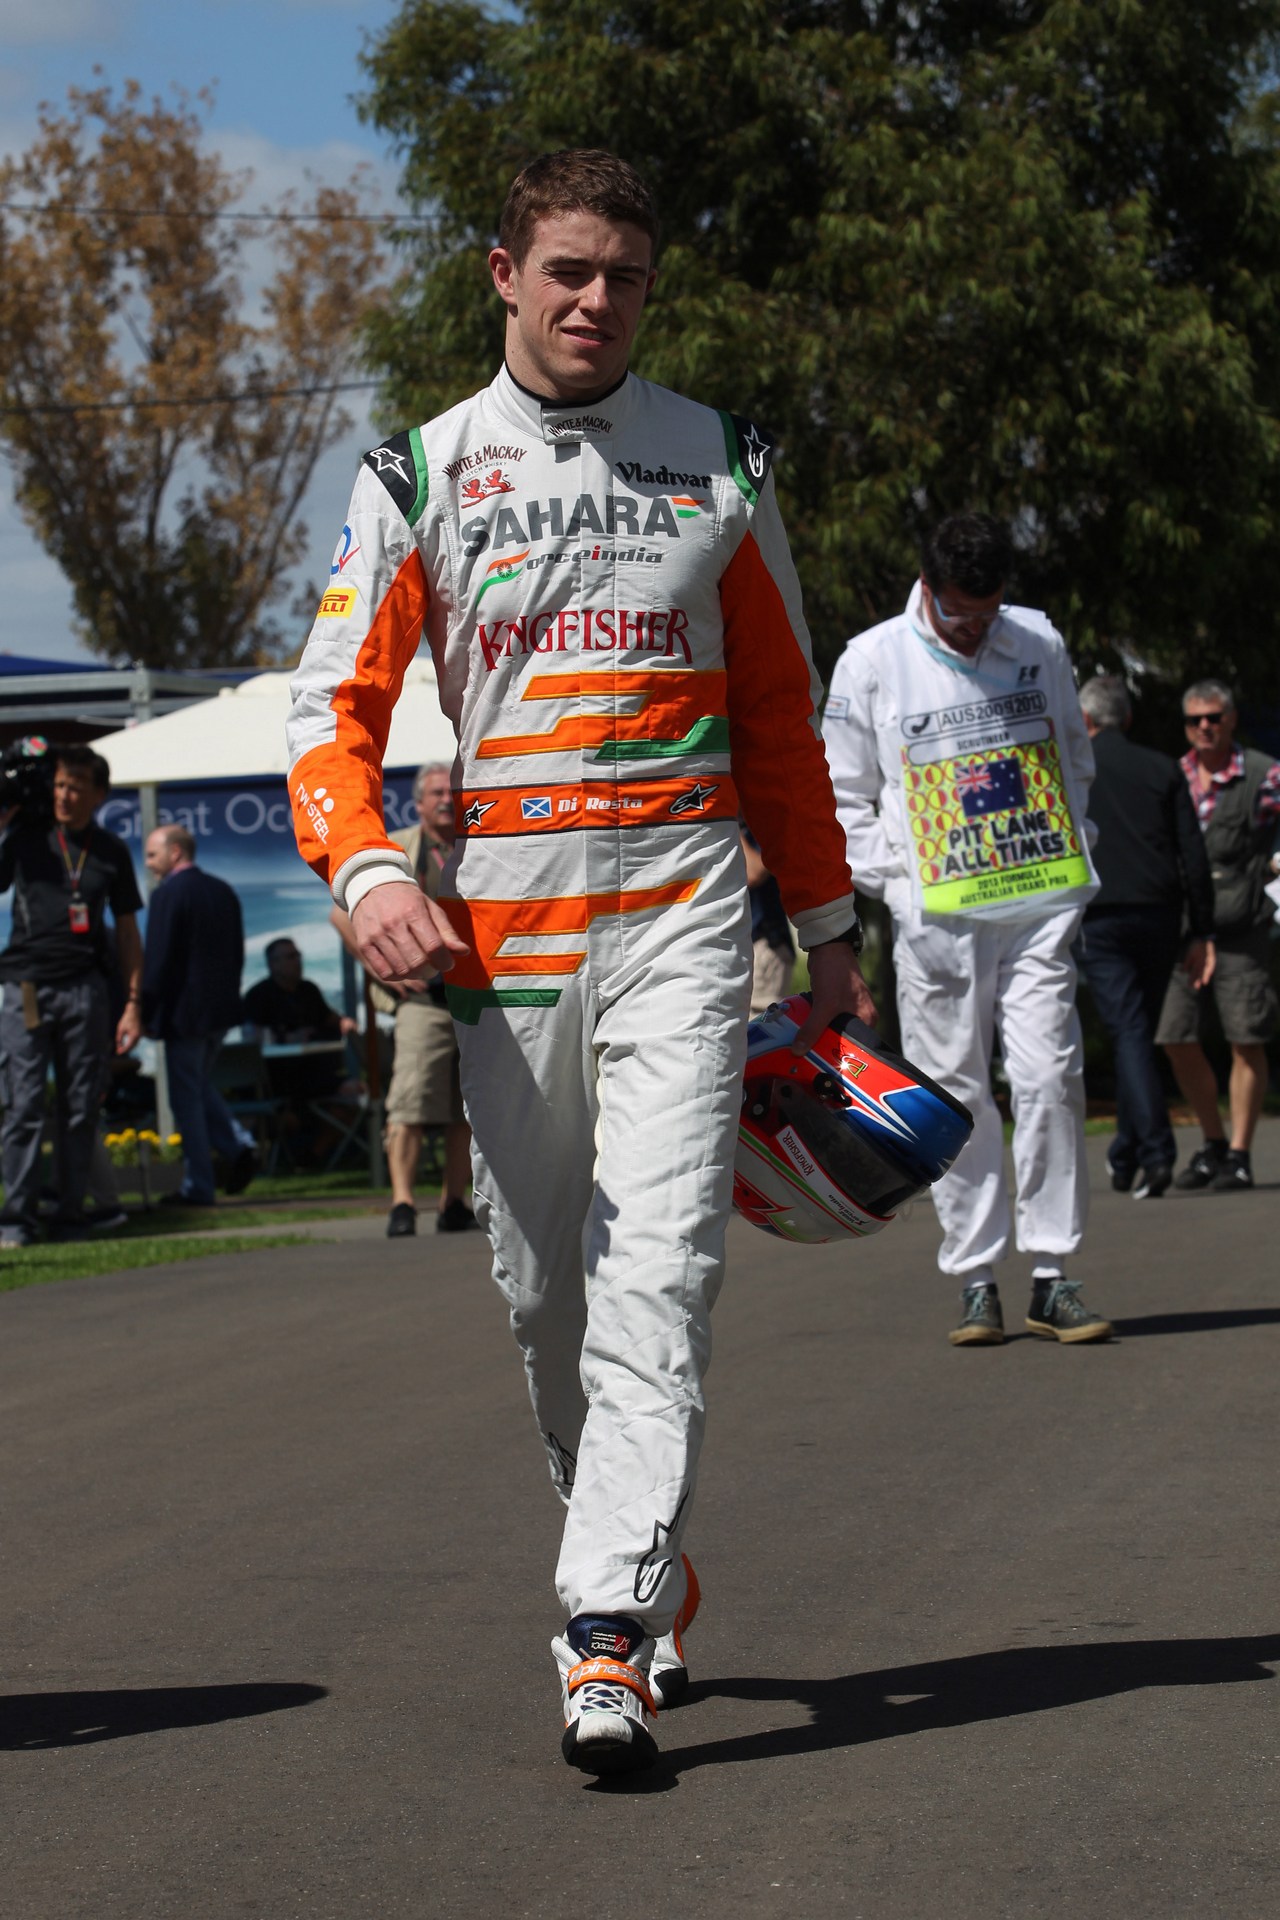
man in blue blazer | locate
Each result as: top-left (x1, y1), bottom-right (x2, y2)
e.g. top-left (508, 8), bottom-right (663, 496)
top-left (141, 825), bottom-right (258, 1204)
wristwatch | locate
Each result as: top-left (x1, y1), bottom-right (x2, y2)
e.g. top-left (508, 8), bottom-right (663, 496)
top-left (821, 914), bottom-right (865, 958)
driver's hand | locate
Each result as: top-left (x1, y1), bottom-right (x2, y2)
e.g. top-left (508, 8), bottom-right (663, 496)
top-left (351, 882), bottom-right (469, 985)
top-left (793, 941), bottom-right (877, 1054)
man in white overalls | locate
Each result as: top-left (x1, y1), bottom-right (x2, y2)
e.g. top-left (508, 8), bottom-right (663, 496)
top-left (823, 513), bottom-right (1114, 1346)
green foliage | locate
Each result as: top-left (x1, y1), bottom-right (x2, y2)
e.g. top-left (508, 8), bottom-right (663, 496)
top-left (0, 1233), bottom-right (314, 1293)
top-left (360, 1), bottom-right (1280, 691)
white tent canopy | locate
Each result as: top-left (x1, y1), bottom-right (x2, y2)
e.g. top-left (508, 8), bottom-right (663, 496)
top-left (90, 658), bottom-right (455, 784)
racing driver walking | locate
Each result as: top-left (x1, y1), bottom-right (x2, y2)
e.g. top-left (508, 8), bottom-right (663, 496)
top-left (286, 149), bottom-right (874, 1774)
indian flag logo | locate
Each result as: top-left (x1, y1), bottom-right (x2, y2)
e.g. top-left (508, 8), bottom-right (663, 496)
top-left (672, 496), bottom-right (704, 519)
top-left (475, 548), bottom-right (530, 605)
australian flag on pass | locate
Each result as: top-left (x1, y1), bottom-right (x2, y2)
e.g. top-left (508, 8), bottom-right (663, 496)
top-left (955, 756), bottom-right (1026, 819)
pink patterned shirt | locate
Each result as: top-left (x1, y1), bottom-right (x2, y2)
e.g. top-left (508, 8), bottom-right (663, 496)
top-left (1179, 745), bottom-right (1280, 831)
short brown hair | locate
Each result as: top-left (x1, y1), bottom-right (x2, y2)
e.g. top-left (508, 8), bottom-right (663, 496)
top-left (499, 149), bottom-right (659, 267)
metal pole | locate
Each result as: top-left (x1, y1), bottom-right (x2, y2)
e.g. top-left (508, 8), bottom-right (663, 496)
top-left (137, 781), bottom-right (174, 1139)
top-left (363, 973), bottom-right (385, 1190)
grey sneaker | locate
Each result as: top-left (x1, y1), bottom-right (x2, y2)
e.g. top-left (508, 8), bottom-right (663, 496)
top-left (949, 1284), bottom-right (1005, 1346)
top-left (1026, 1279), bottom-right (1113, 1343)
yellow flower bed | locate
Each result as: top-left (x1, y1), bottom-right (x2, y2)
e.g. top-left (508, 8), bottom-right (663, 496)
top-left (104, 1128), bottom-right (184, 1167)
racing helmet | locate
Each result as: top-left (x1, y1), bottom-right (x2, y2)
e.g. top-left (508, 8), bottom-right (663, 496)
top-left (734, 994), bottom-right (974, 1244)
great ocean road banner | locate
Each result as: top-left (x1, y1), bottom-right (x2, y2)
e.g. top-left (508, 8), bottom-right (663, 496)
top-left (0, 774), bottom-right (418, 1019)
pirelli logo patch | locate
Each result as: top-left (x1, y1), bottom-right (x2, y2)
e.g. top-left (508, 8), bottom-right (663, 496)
top-left (317, 586), bottom-right (356, 618)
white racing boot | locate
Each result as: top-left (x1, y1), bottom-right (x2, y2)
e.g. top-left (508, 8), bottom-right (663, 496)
top-left (553, 1615), bottom-right (658, 1775)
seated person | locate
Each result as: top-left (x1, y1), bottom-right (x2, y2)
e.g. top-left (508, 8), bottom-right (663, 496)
top-left (242, 939), bottom-right (358, 1104)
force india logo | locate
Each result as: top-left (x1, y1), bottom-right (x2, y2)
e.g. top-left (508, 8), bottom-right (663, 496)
top-left (475, 549), bottom-right (530, 607)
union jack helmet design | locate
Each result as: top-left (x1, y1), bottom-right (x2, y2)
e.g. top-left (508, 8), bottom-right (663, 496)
top-left (733, 995), bottom-right (974, 1244)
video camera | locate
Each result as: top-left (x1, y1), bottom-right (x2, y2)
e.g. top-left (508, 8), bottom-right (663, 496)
top-left (0, 735), bottom-right (55, 828)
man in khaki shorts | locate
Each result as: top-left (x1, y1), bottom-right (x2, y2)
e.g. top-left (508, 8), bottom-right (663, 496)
top-left (364, 763), bottom-right (475, 1236)
top-left (740, 822), bottom-right (795, 1013)
top-left (1158, 680), bottom-right (1280, 1193)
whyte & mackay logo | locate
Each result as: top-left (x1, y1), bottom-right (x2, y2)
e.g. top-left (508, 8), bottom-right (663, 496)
top-left (459, 468), bottom-right (516, 507)
top-left (443, 444), bottom-right (527, 485)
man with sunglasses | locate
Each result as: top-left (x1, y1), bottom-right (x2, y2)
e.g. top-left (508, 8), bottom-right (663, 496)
top-left (1156, 680), bottom-right (1280, 1192)
top-left (824, 512), bottom-right (1112, 1346)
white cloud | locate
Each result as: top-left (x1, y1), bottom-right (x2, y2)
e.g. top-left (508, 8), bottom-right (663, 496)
top-left (0, 0), bottom-right (123, 47)
top-left (214, 126), bottom-right (399, 205)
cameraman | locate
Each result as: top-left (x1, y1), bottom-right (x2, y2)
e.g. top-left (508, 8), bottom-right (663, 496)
top-left (0, 744), bottom-right (143, 1245)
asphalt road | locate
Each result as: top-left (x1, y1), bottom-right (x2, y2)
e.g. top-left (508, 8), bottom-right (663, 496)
top-left (2, 1128), bottom-right (1277, 1919)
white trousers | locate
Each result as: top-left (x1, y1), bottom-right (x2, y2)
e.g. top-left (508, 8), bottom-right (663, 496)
top-left (455, 829), bottom-right (751, 1636)
top-left (891, 907), bottom-right (1088, 1278)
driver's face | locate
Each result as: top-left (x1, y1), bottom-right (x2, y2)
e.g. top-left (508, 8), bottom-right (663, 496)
top-left (490, 210), bottom-right (656, 402)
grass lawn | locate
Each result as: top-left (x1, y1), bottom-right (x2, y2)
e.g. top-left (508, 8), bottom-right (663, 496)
top-left (0, 1233), bottom-right (317, 1293)
top-left (0, 1161), bottom-right (427, 1296)
top-left (109, 1198), bottom-right (383, 1236)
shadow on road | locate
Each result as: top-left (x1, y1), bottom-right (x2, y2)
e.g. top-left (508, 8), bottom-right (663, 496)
top-left (1113, 1309), bottom-right (1280, 1338)
top-left (0, 1681), bottom-right (327, 1750)
top-left (594, 1633), bottom-right (1279, 1792)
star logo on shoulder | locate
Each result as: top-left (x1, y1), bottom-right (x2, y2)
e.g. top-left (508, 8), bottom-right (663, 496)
top-left (368, 444), bottom-right (410, 482)
top-left (742, 424), bottom-right (770, 478)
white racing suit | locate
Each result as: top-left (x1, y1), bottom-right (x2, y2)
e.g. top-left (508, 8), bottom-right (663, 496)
top-left (286, 366), bottom-right (854, 1633)
top-left (822, 587), bottom-right (1097, 1279)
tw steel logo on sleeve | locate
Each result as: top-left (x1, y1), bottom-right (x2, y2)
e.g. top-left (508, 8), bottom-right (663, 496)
top-left (293, 779), bottom-right (336, 843)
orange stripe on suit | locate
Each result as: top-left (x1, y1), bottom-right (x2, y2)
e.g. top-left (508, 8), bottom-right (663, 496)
top-left (289, 550), bottom-right (429, 884)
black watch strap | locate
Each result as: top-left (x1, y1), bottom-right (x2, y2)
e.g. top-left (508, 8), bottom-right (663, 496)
top-left (823, 914), bottom-right (864, 958)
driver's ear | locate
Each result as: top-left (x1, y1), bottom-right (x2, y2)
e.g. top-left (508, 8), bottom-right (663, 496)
top-left (490, 246), bottom-right (518, 307)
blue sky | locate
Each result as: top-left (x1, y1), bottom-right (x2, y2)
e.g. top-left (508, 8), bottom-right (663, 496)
top-left (0, 0), bottom-right (410, 662)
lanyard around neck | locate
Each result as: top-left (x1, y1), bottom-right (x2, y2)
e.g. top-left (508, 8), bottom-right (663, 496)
top-left (56, 828), bottom-right (90, 894)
